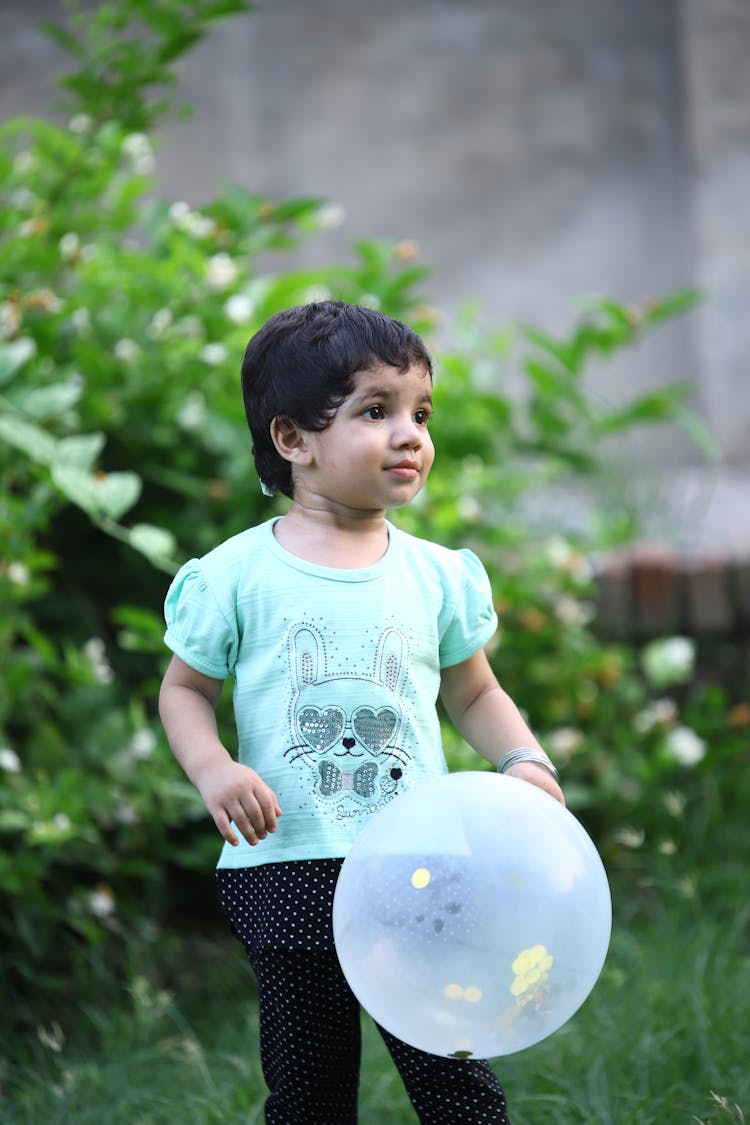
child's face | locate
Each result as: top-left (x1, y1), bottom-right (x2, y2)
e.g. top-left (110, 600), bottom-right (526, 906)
top-left (299, 362), bottom-right (434, 514)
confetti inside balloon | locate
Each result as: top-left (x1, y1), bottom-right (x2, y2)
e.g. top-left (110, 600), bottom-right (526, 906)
top-left (332, 771), bottom-right (612, 1059)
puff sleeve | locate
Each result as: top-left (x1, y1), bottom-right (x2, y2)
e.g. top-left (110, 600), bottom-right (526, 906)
top-left (163, 559), bottom-right (239, 680)
top-left (438, 548), bottom-right (498, 668)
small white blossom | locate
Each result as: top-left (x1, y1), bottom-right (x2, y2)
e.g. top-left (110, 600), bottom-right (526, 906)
top-left (6, 562), bottom-right (30, 586)
top-left (613, 825), bottom-right (645, 849)
top-left (174, 315), bottom-right (203, 338)
top-left (224, 292), bottom-right (254, 324)
top-left (114, 338), bottom-right (140, 362)
top-left (199, 342), bottom-right (228, 366)
top-left (9, 187), bottom-right (34, 210)
top-left (642, 636), bottom-right (695, 688)
top-left (149, 308), bottom-right (173, 335)
top-left (0, 301), bottom-right (20, 338)
top-left (315, 202), bottom-right (346, 230)
top-left (59, 232), bottom-right (81, 261)
top-left (83, 637), bottom-right (114, 684)
top-left (53, 813), bottom-right (72, 832)
top-left (457, 495), bottom-right (482, 523)
top-left (122, 132), bottom-right (156, 175)
top-left (658, 839), bottom-right (677, 856)
top-left (664, 725), bottom-right (706, 768)
top-left (115, 802), bottom-right (140, 826)
top-left (663, 790), bottom-right (686, 817)
top-left (553, 595), bottom-right (595, 629)
top-left (68, 113), bottom-right (93, 135)
top-left (634, 697), bottom-right (678, 735)
top-left (13, 150), bottom-right (36, 174)
top-left (169, 201), bottom-right (215, 238)
top-left (129, 729), bottom-right (157, 760)
top-left (0, 747), bottom-right (22, 773)
top-left (37, 1023), bottom-right (65, 1052)
top-left (206, 253), bottom-right (238, 292)
top-left (546, 727), bottom-right (583, 760)
top-left (178, 392), bottom-right (206, 431)
top-left (70, 307), bottom-right (91, 332)
top-left (88, 885), bottom-right (116, 918)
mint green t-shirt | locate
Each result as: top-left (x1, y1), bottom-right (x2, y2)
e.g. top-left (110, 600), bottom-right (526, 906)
top-left (163, 518), bottom-right (498, 869)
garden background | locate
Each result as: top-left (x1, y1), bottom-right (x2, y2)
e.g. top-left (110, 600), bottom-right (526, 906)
top-left (1, 2), bottom-right (748, 1122)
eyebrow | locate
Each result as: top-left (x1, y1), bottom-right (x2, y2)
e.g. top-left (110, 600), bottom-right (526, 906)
top-left (351, 385), bottom-right (433, 407)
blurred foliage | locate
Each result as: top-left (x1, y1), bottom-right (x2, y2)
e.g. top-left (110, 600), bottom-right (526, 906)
top-left (1, 0), bottom-right (746, 1021)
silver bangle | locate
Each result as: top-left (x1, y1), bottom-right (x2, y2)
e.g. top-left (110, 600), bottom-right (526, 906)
top-left (497, 747), bottom-right (559, 783)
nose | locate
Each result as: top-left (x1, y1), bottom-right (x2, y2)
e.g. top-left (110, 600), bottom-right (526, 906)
top-left (392, 414), bottom-right (423, 448)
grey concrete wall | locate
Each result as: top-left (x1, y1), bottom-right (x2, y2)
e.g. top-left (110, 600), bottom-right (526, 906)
top-left (2, 0), bottom-right (749, 552)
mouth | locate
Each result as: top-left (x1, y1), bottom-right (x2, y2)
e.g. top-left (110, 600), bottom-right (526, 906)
top-left (386, 461), bottom-right (419, 480)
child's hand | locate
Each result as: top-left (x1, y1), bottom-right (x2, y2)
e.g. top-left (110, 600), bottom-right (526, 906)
top-left (505, 760), bottom-right (566, 806)
top-left (196, 760), bottom-right (282, 847)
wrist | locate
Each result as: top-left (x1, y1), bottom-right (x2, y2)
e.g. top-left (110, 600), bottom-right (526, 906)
top-left (496, 747), bottom-right (559, 783)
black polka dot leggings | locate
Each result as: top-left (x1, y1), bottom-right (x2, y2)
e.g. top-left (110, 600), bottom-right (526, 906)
top-left (217, 865), bottom-right (510, 1124)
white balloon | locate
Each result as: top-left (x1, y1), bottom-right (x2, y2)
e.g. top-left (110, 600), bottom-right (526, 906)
top-left (333, 771), bottom-right (611, 1059)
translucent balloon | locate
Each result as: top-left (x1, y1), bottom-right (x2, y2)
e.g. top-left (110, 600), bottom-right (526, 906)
top-left (333, 771), bottom-right (611, 1059)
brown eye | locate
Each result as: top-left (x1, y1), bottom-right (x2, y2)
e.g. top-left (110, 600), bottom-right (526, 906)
top-left (363, 405), bottom-right (385, 420)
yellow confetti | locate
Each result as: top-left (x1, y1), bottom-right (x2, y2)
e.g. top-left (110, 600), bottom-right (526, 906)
top-left (463, 985), bottom-right (483, 1003)
top-left (444, 982), bottom-right (464, 1000)
top-left (411, 867), bottom-right (431, 889)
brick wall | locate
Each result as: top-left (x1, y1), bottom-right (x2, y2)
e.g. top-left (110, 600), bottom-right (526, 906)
top-left (594, 547), bottom-right (750, 640)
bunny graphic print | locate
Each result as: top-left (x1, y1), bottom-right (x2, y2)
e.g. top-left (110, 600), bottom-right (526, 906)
top-left (286, 624), bottom-right (412, 819)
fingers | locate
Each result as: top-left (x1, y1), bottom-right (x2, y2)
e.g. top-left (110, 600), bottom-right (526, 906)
top-left (507, 761), bottom-right (566, 806)
top-left (203, 768), bottom-right (282, 847)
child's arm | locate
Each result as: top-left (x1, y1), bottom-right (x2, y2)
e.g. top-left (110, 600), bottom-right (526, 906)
top-left (159, 654), bottom-right (282, 846)
top-left (440, 647), bottom-right (565, 804)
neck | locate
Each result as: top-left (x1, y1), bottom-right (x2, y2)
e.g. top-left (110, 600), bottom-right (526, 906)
top-left (274, 502), bottom-right (389, 568)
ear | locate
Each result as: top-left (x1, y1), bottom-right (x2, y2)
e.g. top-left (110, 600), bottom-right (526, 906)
top-left (270, 415), bottom-right (312, 467)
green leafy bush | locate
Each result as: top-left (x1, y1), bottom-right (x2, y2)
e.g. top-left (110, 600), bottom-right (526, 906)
top-left (1, 0), bottom-right (745, 1016)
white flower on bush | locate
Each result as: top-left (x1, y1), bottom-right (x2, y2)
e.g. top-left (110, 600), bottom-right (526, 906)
top-left (613, 825), bottom-right (645, 849)
top-left (0, 301), bottom-right (20, 338)
top-left (663, 790), bottom-right (686, 817)
top-left (129, 729), bottom-right (157, 760)
top-left (205, 253), bottom-right (238, 292)
top-left (59, 232), bottom-right (81, 261)
top-left (70, 307), bottom-right (91, 332)
top-left (553, 595), bottom-right (594, 629)
top-left (83, 637), bottom-right (114, 684)
top-left (149, 308), bottom-right (173, 335)
top-left (6, 561), bottom-right (31, 586)
top-left (175, 315), bottom-right (203, 339)
top-left (0, 747), bottom-right (21, 773)
top-left (169, 200), bottom-right (216, 238)
top-left (634, 697), bottom-right (678, 735)
top-left (178, 392), bottom-right (206, 431)
top-left (53, 813), bottom-right (72, 832)
top-left (13, 150), bottom-right (36, 174)
top-left (68, 113), bottom-right (93, 135)
top-left (315, 202), bottom-right (346, 230)
top-left (544, 536), bottom-right (592, 581)
top-left (457, 495), bottom-right (482, 523)
top-left (199, 342), bottom-right (228, 365)
top-left (114, 337), bottom-right (140, 362)
top-left (546, 727), bottom-right (583, 761)
top-left (664, 725), bottom-right (706, 767)
top-left (642, 636), bottom-right (695, 688)
top-left (88, 884), bottom-right (116, 918)
top-left (224, 292), bottom-right (254, 324)
top-left (122, 132), bottom-right (156, 175)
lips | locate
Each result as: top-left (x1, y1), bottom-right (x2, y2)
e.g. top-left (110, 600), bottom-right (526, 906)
top-left (387, 461), bottom-right (419, 479)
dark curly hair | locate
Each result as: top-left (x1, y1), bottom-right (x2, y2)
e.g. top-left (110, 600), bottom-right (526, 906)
top-left (241, 300), bottom-right (432, 499)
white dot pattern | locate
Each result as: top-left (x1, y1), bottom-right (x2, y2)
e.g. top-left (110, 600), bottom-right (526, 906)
top-left (217, 862), bottom-right (510, 1123)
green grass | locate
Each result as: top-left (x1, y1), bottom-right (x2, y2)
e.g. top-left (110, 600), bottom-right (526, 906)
top-left (2, 884), bottom-right (748, 1124)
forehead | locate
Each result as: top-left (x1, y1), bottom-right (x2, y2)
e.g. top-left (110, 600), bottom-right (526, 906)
top-left (350, 361), bottom-right (432, 396)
